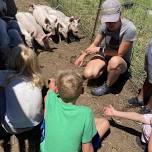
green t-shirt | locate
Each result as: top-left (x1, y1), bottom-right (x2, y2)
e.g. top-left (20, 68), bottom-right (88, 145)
top-left (40, 90), bottom-right (97, 152)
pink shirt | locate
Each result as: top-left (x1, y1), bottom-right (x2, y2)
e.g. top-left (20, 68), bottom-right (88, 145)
top-left (141, 114), bottom-right (152, 143)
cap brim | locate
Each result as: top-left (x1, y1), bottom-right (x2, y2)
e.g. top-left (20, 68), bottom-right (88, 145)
top-left (101, 13), bottom-right (120, 23)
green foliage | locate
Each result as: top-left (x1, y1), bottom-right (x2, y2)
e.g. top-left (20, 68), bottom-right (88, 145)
top-left (121, 2), bottom-right (152, 86)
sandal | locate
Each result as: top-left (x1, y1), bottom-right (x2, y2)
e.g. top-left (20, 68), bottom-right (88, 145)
top-left (138, 106), bottom-right (152, 114)
top-left (128, 97), bottom-right (144, 106)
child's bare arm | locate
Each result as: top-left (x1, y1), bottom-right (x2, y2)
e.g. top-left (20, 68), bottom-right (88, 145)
top-left (48, 78), bottom-right (58, 93)
top-left (148, 131), bottom-right (152, 152)
top-left (103, 105), bottom-right (148, 124)
top-left (44, 79), bottom-right (58, 103)
top-left (82, 143), bottom-right (94, 152)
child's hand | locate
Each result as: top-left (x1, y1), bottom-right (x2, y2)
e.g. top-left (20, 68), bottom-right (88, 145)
top-left (48, 78), bottom-right (58, 93)
top-left (150, 118), bottom-right (152, 126)
top-left (103, 105), bottom-right (116, 117)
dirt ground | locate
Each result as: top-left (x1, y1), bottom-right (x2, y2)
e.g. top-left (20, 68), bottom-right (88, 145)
top-left (38, 39), bottom-right (143, 152)
top-left (0, 0), bottom-right (145, 151)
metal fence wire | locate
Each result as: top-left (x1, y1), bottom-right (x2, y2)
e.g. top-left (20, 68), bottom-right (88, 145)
top-left (49, 0), bottom-right (152, 88)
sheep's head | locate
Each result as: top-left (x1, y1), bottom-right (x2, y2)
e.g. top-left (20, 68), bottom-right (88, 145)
top-left (44, 17), bottom-right (57, 35)
top-left (69, 16), bottom-right (80, 33)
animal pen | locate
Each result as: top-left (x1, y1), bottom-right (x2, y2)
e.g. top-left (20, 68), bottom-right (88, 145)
top-left (1, 1), bottom-right (152, 152)
top-left (49, 0), bottom-right (152, 88)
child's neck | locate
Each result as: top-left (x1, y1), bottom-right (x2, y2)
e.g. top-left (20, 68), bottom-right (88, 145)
top-left (63, 99), bottom-right (77, 105)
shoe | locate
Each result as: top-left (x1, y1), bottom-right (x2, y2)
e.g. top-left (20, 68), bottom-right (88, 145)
top-left (128, 97), bottom-right (144, 106)
top-left (91, 82), bottom-right (111, 96)
top-left (138, 106), bottom-right (152, 114)
top-left (136, 136), bottom-right (148, 151)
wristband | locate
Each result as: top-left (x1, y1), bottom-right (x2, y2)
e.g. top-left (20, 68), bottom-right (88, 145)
top-left (99, 47), bottom-right (105, 57)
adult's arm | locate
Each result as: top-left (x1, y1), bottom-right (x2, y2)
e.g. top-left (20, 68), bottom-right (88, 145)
top-left (74, 33), bottom-right (104, 67)
top-left (82, 142), bottom-right (94, 152)
top-left (85, 33), bottom-right (105, 54)
top-left (104, 41), bottom-right (133, 57)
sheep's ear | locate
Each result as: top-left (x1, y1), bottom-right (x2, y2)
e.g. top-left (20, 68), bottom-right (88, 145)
top-left (54, 18), bottom-right (57, 23)
top-left (77, 17), bottom-right (80, 23)
top-left (74, 16), bottom-right (81, 23)
top-left (45, 18), bottom-right (50, 24)
top-left (69, 16), bottom-right (74, 22)
top-left (29, 4), bottom-right (35, 8)
top-left (58, 23), bottom-right (63, 28)
top-left (29, 4), bottom-right (35, 13)
top-left (31, 31), bottom-right (35, 37)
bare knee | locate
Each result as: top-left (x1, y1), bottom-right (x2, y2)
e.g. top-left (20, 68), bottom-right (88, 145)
top-left (84, 59), bottom-right (106, 79)
top-left (84, 68), bottom-right (99, 79)
top-left (95, 118), bottom-right (110, 137)
top-left (107, 56), bottom-right (127, 73)
top-left (84, 68), bottom-right (93, 79)
top-left (95, 117), bottom-right (110, 128)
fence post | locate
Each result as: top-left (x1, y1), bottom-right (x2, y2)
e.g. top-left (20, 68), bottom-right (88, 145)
top-left (91, 0), bottom-right (103, 42)
top-left (56, 0), bottom-right (59, 7)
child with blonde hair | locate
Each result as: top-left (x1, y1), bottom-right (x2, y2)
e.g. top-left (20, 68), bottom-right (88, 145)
top-left (0, 44), bottom-right (44, 134)
top-left (40, 71), bottom-right (110, 152)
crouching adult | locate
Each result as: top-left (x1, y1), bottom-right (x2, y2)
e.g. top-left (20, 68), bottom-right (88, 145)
top-left (75, 0), bottom-right (136, 96)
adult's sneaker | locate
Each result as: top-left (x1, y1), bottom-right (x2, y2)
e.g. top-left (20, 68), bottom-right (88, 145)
top-left (91, 82), bottom-right (111, 96)
top-left (138, 106), bottom-right (152, 114)
top-left (128, 97), bottom-right (144, 106)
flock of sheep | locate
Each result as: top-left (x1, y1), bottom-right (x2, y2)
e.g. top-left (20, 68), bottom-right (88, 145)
top-left (15, 4), bottom-right (81, 50)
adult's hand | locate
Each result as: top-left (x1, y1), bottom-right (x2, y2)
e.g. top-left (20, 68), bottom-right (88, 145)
top-left (74, 45), bottom-right (100, 67)
top-left (74, 52), bottom-right (87, 67)
top-left (85, 46), bottom-right (100, 54)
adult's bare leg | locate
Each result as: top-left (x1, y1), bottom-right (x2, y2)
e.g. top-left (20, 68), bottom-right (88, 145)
top-left (84, 58), bottom-right (106, 79)
top-left (107, 56), bottom-right (127, 86)
top-left (91, 56), bottom-right (127, 96)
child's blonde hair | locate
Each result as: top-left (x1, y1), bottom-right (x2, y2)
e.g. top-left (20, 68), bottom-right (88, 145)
top-left (57, 71), bottom-right (83, 103)
top-left (7, 44), bottom-right (44, 87)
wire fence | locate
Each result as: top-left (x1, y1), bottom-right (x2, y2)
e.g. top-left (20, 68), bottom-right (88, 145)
top-left (48, 0), bottom-right (152, 88)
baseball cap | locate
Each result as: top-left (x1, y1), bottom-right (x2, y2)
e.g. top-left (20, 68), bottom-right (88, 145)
top-left (101, 0), bottom-right (121, 23)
